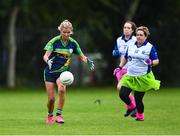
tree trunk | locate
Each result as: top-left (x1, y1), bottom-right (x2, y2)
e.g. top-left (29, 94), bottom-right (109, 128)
top-left (125, 0), bottom-right (140, 21)
top-left (7, 6), bottom-right (19, 88)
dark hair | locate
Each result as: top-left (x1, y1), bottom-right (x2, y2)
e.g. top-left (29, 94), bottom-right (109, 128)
top-left (125, 21), bottom-right (137, 32)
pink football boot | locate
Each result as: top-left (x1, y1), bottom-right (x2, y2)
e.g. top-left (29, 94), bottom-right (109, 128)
top-left (124, 103), bottom-right (136, 117)
top-left (136, 112), bottom-right (144, 121)
top-left (56, 115), bottom-right (64, 124)
top-left (46, 116), bottom-right (54, 124)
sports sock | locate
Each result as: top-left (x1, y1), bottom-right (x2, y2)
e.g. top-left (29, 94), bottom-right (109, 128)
top-left (48, 112), bottom-right (53, 116)
top-left (56, 109), bottom-right (62, 116)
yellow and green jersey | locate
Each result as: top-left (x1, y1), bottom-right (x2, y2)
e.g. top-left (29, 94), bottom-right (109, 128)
top-left (44, 35), bottom-right (82, 73)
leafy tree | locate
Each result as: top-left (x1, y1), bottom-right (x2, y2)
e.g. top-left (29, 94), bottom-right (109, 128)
top-left (0, 0), bottom-right (180, 87)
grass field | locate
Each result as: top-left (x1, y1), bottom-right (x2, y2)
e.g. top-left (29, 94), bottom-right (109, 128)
top-left (0, 87), bottom-right (180, 135)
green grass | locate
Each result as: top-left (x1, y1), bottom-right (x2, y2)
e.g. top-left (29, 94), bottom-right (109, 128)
top-left (0, 87), bottom-right (180, 135)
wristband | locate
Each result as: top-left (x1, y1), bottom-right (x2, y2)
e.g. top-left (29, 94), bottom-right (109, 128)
top-left (118, 66), bottom-right (122, 70)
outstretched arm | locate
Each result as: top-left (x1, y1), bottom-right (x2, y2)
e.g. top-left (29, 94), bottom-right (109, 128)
top-left (79, 53), bottom-right (95, 71)
top-left (79, 52), bottom-right (88, 63)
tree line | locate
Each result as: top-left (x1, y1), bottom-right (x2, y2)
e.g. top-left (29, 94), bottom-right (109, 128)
top-left (0, 0), bottom-right (180, 88)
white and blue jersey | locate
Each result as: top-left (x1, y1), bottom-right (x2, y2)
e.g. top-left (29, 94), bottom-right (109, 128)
top-left (112, 35), bottom-right (136, 68)
top-left (113, 35), bottom-right (136, 58)
top-left (125, 41), bottom-right (159, 76)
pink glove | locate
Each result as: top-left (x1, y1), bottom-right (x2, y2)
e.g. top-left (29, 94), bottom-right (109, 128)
top-left (144, 58), bottom-right (152, 65)
top-left (115, 68), bottom-right (127, 81)
top-left (113, 67), bottom-right (122, 75)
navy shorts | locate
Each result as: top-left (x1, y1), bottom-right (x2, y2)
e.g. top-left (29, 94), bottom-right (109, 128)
top-left (44, 70), bottom-right (61, 83)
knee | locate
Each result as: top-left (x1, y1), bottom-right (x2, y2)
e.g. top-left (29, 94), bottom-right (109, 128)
top-left (117, 84), bottom-right (122, 91)
top-left (58, 84), bottom-right (66, 93)
top-left (119, 86), bottom-right (129, 100)
top-left (119, 88), bottom-right (125, 100)
top-left (134, 92), bottom-right (145, 103)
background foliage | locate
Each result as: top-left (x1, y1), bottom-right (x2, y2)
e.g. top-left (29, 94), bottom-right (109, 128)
top-left (0, 0), bottom-right (180, 87)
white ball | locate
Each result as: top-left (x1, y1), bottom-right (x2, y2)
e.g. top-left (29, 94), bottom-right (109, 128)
top-left (59, 71), bottom-right (74, 85)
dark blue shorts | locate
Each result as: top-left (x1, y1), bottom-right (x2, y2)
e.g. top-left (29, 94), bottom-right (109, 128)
top-left (44, 70), bottom-right (61, 83)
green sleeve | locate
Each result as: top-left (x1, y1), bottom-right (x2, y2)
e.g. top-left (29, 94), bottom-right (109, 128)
top-left (70, 37), bottom-right (83, 55)
top-left (44, 36), bottom-right (60, 51)
top-left (75, 41), bottom-right (83, 55)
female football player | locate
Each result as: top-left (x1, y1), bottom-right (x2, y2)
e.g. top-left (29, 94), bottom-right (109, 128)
top-left (43, 20), bottom-right (94, 124)
top-left (113, 21), bottom-right (137, 115)
top-left (118, 26), bottom-right (160, 121)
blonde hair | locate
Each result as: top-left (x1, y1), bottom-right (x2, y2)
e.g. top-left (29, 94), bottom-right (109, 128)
top-left (136, 26), bottom-right (150, 37)
top-left (58, 19), bottom-right (73, 34)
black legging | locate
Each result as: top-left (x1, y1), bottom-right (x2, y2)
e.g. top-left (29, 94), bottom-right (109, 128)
top-left (119, 86), bottom-right (145, 113)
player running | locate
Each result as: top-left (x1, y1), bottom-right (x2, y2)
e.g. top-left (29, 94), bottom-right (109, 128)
top-left (113, 21), bottom-right (137, 116)
top-left (118, 26), bottom-right (160, 121)
top-left (43, 20), bottom-right (94, 124)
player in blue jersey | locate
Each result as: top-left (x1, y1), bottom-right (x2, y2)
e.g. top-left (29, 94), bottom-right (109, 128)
top-left (113, 21), bottom-right (137, 114)
top-left (117, 26), bottom-right (160, 121)
top-left (43, 20), bottom-right (94, 124)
